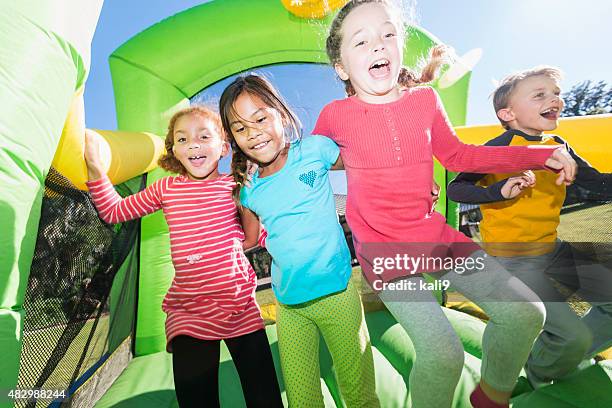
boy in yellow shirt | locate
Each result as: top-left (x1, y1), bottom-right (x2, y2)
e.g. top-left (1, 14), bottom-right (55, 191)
top-left (447, 66), bottom-right (612, 388)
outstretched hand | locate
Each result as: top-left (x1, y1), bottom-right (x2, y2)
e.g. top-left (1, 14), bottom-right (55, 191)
top-left (544, 147), bottom-right (577, 185)
top-left (501, 171), bottom-right (536, 199)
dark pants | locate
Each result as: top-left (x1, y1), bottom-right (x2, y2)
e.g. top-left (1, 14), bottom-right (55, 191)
top-left (172, 329), bottom-right (283, 408)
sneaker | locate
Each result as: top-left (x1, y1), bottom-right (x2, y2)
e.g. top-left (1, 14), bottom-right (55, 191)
top-left (512, 376), bottom-right (533, 397)
top-left (576, 358), bottom-right (596, 370)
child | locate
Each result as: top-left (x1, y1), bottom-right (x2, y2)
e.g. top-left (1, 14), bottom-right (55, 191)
top-left (314, 1), bottom-right (578, 407)
top-left (447, 66), bottom-right (612, 388)
top-left (84, 106), bottom-right (282, 408)
top-left (219, 74), bottom-right (380, 407)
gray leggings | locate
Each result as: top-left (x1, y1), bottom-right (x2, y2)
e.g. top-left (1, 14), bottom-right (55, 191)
top-left (495, 240), bottom-right (612, 382)
top-left (379, 250), bottom-right (546, 408)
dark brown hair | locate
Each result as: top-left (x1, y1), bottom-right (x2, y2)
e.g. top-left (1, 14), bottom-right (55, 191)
top-left (493, 66), bottom-right (563, 129)
top-left (157, 105), bottom-right (224, 175)
top-left (326, 0), bottom-right (447, 95)
top-left (219, 74), bottom-right (302, 204)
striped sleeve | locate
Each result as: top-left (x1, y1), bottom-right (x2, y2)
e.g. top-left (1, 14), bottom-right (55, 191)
top-left (86, 175), bottom-right (163, 224)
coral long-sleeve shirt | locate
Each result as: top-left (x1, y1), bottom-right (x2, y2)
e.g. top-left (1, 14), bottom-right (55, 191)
top-left (86, 174), bottom-right (263, 350)
top-left (313, 87), bottom-right (558, 283)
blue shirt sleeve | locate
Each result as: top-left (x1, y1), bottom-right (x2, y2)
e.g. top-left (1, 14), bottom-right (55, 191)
top-left (309, 135), bottom-right (340, 169)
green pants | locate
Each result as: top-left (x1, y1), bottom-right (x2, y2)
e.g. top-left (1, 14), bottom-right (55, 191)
top-left (276, 280), bottom-right (379, 407)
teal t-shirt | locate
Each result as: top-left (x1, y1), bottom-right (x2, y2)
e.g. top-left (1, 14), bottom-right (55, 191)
top-left (240, 136), bottom-right (352, 305)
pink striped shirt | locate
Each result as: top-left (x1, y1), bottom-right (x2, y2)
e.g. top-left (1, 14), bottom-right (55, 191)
top-left (314, 87), bottom-right (558, 283)
top-left (87, 174), bottom-right (263, 350)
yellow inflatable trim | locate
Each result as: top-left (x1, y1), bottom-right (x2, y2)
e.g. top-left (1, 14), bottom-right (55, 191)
top-left (52, 90), bottom-right (164, 190)
top-left (281, 0), bottom-right (348, 19)
top-left (455, 114), bottom-right (612, 172)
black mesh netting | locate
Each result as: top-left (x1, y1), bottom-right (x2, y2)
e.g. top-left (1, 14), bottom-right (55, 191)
top-left (16, 168), bottom-right (143, 408)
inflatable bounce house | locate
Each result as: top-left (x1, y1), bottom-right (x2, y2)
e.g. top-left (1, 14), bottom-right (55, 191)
top-left (1, 1), bottom-right (611, 407)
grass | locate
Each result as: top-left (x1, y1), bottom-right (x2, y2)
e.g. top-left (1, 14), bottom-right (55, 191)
top-left (16, 315), bottom-right (110, 407)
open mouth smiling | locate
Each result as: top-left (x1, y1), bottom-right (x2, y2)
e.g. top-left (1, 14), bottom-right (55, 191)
top-left (251, 141), bottom-right (270, 150)
top-left (369, 59), bottom-right (390, 77)
top-left (188, 155), bottom-right (207, 166)
top-left (540, 107), bottom-right (560, 120)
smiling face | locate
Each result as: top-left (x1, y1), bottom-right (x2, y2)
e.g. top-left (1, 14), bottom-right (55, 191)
top-left (172, 113), bottom-right (228, 180)
top-left (497, 75), bottom-right (564, 136)
top-left (335, 2), bottom-right (404, 103)
top-left (228, 92), bottom-right (287, 175)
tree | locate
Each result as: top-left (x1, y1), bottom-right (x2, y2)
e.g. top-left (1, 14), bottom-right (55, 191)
top-left (558, 80), bottom-right (611, 205)
top-left (561, 80), bottom-right (612, 117)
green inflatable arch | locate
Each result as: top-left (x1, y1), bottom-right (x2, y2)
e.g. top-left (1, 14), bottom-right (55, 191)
top-left (108, 0), bottom-right (471, 356)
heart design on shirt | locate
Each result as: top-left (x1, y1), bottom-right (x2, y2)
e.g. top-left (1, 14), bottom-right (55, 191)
top-left (298, 170), bottom-right (317, 188)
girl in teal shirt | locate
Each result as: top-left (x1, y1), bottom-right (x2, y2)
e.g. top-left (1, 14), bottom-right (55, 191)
top-left (220, 74), bottom-right (379, 407)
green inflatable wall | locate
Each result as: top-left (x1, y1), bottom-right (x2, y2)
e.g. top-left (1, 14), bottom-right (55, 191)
top-left (0, 1), bottom-right (102, 403)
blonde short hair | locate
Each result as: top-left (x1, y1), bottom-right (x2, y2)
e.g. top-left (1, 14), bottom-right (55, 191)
top-left (493, 66), bottom-right (563, 129)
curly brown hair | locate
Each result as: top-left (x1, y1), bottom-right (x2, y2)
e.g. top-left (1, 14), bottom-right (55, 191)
top-left (326, 0), bottom-right (447, 95)
top-left (157, 105), bottom-right (225, 175)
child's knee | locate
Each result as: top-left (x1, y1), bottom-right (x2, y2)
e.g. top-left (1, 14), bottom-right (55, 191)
top-left (510, 302), bottom-right (546, 333)
top-left (419, 337), bottom-right (464, 376)
top-left (563, 324), bottom-right (593, 356)
top-left (530, 301), bottom-right (546, 326)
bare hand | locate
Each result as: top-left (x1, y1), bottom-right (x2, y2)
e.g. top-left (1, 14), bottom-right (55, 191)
top-left (544, 147), bottom-right (576, 185)
top-left (501, 171), bottom-right (536, 199)
top-left (243, 161), bottom-right (259, 188)
top-left (431, 181), bottom-right (441, 207)
top-left (84, 129), bottom-right (106, 181)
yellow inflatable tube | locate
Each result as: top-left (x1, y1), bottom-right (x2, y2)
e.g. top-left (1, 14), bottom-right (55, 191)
top-left (455, 114), bottom-right (612, 172)
top-left (52, 90), bottom-right (164, 190)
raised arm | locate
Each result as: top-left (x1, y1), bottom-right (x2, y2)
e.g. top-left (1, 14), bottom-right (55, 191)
top-left (428, 89), bottom-right (575, 184)
top-left (84, 130), bottom-right (162, 224)
top-left (84, 129), bottom-right (107, 182)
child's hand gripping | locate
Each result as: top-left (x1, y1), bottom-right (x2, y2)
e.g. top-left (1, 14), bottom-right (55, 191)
top-left (544, 147), bottom-right (577, 185)
top-left (501, 171), bottom-right (536, 199)
top-left (243, 161), bottom-right (259, 187)
top-left (428, 181), bottom-right (441, 215)
top-left (432, 181), bottom-right (441, 206)
top-left (84, 129), bottom-right (106, 181)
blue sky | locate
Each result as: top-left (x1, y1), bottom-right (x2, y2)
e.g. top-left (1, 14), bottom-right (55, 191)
top-left (83, 0), bottom-right (612, 191)
top-left (85, 0), bottom-right (612, 129)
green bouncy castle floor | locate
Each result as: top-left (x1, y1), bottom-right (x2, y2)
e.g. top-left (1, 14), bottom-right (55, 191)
top-left (95, 309), bottom-right (612, 408)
